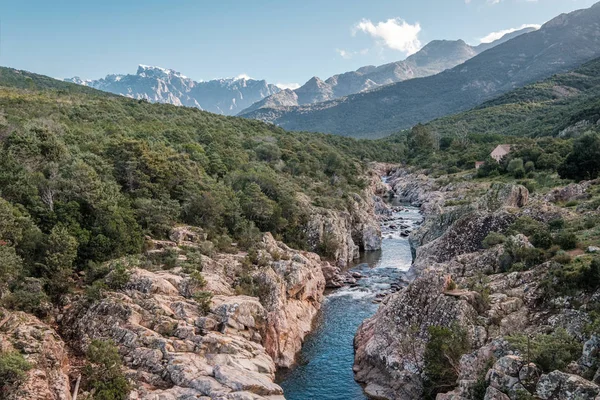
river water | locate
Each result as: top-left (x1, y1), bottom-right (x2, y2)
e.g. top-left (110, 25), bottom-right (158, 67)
top-left (278, 204), bottom-right (422, 400)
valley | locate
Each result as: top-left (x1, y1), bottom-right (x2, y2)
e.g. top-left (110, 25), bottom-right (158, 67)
top-left (2, 2), bottom-right (600, 400)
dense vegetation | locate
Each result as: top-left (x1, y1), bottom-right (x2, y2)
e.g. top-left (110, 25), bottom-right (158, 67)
top-left (0, 67), bottom-right (404, 309)
top-left (425, 58), bottom-right (600, 139)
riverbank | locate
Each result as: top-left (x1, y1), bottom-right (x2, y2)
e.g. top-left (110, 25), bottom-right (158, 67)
top-left (353, 168), bottom-right (600, 400)
top-left (279, 201), bottom-right (422, 400)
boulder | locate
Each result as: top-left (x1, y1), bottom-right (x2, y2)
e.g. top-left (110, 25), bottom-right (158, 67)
top-left (536, 370), bottom-right (600, 399)
top-left (0, 311), bottom-right (72, 400)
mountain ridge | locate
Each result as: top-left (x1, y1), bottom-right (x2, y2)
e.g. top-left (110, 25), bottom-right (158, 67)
top-left (65, 65), bottom-right (281, 116)
top-left (241, 3), bottom-right (600, 138)
top-left (239, 28), bottom-right (536, 115)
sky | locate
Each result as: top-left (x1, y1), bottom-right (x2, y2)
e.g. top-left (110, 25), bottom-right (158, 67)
top-left (1, 0), bottom-right (598, 88)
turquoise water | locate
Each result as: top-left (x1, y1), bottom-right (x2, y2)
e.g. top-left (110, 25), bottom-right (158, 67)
top-left (279, 207), bottom-right (421, 400)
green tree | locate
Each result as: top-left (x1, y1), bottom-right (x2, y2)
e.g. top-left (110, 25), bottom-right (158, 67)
top-left (44, 225), bottom-right (78, 297)
top-left (423, 324), bottom-right (471, 399)
top-left (558, 132), bottom-right (600, 181)
top-left (408, 124), bottom-right (436, 156)
top-left (84, 340), bottom-right (130, 400)
top-left (0, 245), bottom-right (23, 294)
top-left (239, 183), bottom-right (276, 229)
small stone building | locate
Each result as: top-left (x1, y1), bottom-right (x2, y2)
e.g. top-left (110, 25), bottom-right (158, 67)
top-left (491, 144), bottom-right (511, 162)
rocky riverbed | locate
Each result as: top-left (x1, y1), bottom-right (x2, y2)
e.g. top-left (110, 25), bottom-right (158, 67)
top-left (354, 168), bottom-right (600, 400)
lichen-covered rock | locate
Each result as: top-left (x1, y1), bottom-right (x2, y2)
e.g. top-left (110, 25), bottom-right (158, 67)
top-left (0, 310), bottom-right (72, 400)
top-left (483, 386), bottom-right (510, 400)
top-left (60, 232), bottom-right (328, 399)
top-left (536, 370), bottom-right (600, 399)
top-left (479, 183), bottom-right (528, 211)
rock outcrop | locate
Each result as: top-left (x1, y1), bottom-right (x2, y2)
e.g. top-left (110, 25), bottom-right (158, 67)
top-left (0, 310), bottom-right (72, 400)
top-left (354, 169), bottom-right (600, 399)
top-left (58, 231), bottom-right (327, 399)
top-left (302, 171), bottom-right (383, 267)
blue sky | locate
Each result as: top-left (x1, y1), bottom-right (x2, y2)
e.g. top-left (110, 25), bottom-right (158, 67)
top-left (1, 0), bottom-right (598, 87)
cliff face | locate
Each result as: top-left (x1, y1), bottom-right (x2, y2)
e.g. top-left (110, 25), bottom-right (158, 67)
top-left (0, 311), bottom-right (72, 400)
top-left (55, 232), bottom-right (325, 399)
top-left (303, 175), bottom-right (383, 268)
top-left (354, 169), bottom-right (600, 400)
top-left (0, 174), bottom-right (384, 399)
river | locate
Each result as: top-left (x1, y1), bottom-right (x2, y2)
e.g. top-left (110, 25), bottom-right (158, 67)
top-left (278, 202), bottom-right (422, 400)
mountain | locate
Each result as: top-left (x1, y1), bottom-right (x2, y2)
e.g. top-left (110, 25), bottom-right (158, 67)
top-left (421, 56), bottom-right (600, 139)
top-left (240, 28), bottom-right (535, 115)
top-left (241, 3), bottom-right (600, 138)
top-left (474, 26), bottom-right (538, 53)
top-left (65, 65), bottom-right (281, 116)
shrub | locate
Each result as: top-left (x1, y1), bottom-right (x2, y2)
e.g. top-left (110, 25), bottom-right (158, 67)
top-left (193, 291), bottom-right (213, 315)
top-left (553, 252), bottom-right (572, 265)
top-left (531, 229), bottom-right (553, 249)
top-left (105, 263), bottom-right (131, 290)
top-left (524, 161), bottom-right (535, 173)
top-left (507, 328), bottom-right (581, 373)
top-left (513, 167), bottom-right (526, 179)
top-left (84, 340), bottom-right (130, 400)
top-left (554, 232), bottom-right (578, 250)
top-left (423, 324), bottom-right (471, 399)
top-left (548, 218), bottom-right (565, 231)
top-left (0, 351), bottom-right (31, 393)
top-left (318, 231), bottom-right (339, 260)
top-left (580, 258), bottom-right (600, 290)
top-left (483, 232), bottom-right (506, 248)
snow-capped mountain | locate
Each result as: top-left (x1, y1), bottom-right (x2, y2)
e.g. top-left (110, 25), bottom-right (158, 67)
top-left (65, 65), bottom-right (281, 116)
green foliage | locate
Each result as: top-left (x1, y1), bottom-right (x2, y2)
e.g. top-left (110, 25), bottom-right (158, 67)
top-left (407, 124), bottom-right (437, 157)
top-left (541, 258), bottom-right (600, 297)
top-left (507, 329), bottom-right (581, 373)
top-left (1, 278), bottom-right (50, 317)
top-left (0, 245), bottom-right (23, 293)
top-left (558, 132), bottom-right (600, 182)
top-left (0, 66), bottom-right (401, 306)
top-left (317, 231), bottom-right (340, 260)
top-left (554, 231), bottom-right (578, 250)
top-left (483, 232), bottom-right (506, 248)
top-left (84, 340), bottom-right (130, 400)
top-left (105, 263), bottom-right (131, 290)
top-left (193, 291), bottom-right (213, 315)
top-left (423, 324), bottom-right (471, 399)
top-left (0, 351), bottom-right (32, 395)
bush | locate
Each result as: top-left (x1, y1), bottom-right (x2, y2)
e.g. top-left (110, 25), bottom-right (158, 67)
top-left (553, 252), bottom-right (572, 265)
top-left (554, 232), bottom-right (578, 250)
top-left (193, 291), bottom-right (213, 314)
top-left (105, 263), bottom-right (131, 290)
top-left (507, 328), bottom-right (581, 373)
top-left (0, 351), bottom-right (31, 393)
top-left (580, 258), bottom-right (600, 290)
top-left (423, 324), bottom-right (471, 399)
top-left (531, 229), bottom-right (553, 249)
top-left (84, 340), bottom-right (130, 400)
top-left (483, 232), bottom-right (506, 248)
top-left (2, 278), bottom-right (50, 318)
top-left (548, 218), bottom-right (565, 231)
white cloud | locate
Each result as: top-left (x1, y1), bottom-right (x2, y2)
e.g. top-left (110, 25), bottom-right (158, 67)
top-left (353, 18), bottom-right (422, 55)
top-left (479, 23), bottom-right (541, 43)
top-left (275, 82), bottom-right (301, 90)
top-left (335, 48), bottom-right (369, 59)
top-left (234, 73), bottom-right (253, 80)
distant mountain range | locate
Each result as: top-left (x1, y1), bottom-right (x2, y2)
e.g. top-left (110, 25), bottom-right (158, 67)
top-left (64, 27), bottom-right (534, 120)
top-left (241, 2), bottom-right (600, 138)
top-left (240, 27), bottom-right (536, 114)
top-left (65, 65), bottom-right (281, 116)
